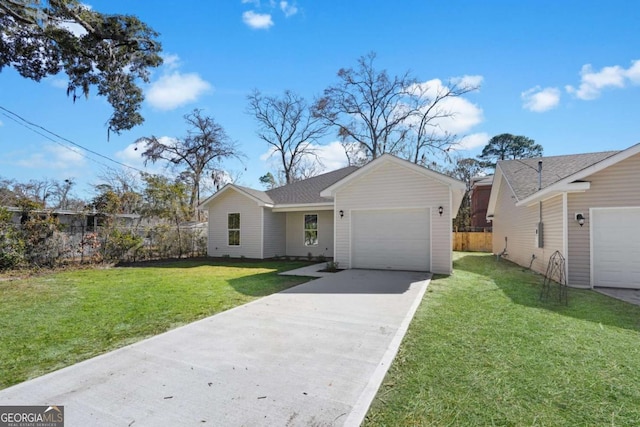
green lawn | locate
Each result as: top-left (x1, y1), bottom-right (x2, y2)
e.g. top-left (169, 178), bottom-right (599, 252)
top-left (0, 259), bottom-right (312, 390)
top-left (365, 252), bottom-right (640, 426)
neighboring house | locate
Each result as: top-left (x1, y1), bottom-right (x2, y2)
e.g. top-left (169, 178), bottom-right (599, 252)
top-left (199, 154), bottom-right (466, 274)
top-left (3, 207), bottom-right (150, 230)
top-left (469, 175), bottom-right (493, 229)
top-left (487, 143), bottom-right (640, 289)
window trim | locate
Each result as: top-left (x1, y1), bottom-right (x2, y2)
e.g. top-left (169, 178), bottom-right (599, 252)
top-left (304, 213), bottom-right (319, 247)
top-left (227, 212), bottom-right (240, 246)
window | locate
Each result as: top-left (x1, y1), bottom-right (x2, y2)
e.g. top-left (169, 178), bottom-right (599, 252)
top-left (304, 214), bottom-right (318, 246)
top-left (228, 213), bottom-right (240, 246)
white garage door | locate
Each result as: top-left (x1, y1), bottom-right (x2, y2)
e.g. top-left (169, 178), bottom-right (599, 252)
top-left (352, 208), bottom-right (430, 271)
top-left (592, 207), bottom-right (640, 289)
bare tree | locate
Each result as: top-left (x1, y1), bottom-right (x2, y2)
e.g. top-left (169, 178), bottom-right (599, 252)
top-left (0, 177), bottom-right (18, 206)
top-left (13, 179), bottom-right (55, 208)
top-left (248, 89), bottom-right (328, 184)
top-left (95, 168), bottom-right (143, 214)
top-left (446, 156), bottom-right (486, 230)
top-left (405, 79), bottom-right (480, 165)
top-left (50, 178), bottom-right (75, 210)
top-left (136, 109), bottom-right (242, 220)
top-left (313, 52), bottom-right (416, 161)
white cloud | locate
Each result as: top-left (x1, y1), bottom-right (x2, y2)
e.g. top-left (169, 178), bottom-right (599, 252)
top-left (260, 141), bottom-right (349, 174)
top-left (161, 53), bottom-right (181, 70)
top-left (146, 72), bottom-right (212, 110)
top-left (566, 60), bottom-right (640, 100)
top-left (313, 141), bottom-right (350, 171)
top-left (114, 139), bottom-right (175, 175)
top-left (451, 75), bottom-right (484, 88)
top-left (18, 144), bottom-right (86, 170)
top-left (56, 3), bottom-right (91, 36)
top-left (408, 78), bottom-right (484, 135)
top-left (114, 143), bottom-right (147, 168)
top-left (452, 133), bottom-right (490, 151)
top-left (625, 59), bottom-right (640, 84)
top-left (242, 10), bottom-right (274, 29)
top-left (280, 1), bottom-right (298, 17)
top-left (521, 86), bottom-right (561, 112)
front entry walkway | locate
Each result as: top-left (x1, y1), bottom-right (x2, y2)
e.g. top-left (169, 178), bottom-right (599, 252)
top-left (0, 269), bottom-right (430, 426)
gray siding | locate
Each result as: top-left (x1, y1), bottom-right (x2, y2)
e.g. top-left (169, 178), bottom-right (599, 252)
top-left (263, 209), bottom-right (286, 258)
top-left (334, 161), bottom-right (453, 274)
top-left (207, 189), bottom-right (263, 258)
top-left (567, 152), bottom-right (640, 287)
top-left (285, 211), bottom-right (334, 258)
top-left (492, 178), bottom-right (564, 276)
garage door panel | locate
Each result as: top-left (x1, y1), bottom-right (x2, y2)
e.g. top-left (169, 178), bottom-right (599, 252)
top-left (593, 208), bottom-right (640, 289)
top-left (352, 209), bottom-right (430, 271)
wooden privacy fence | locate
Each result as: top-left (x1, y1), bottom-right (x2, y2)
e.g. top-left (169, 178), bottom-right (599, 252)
top-left (452, 230), bottom-right (493, 252)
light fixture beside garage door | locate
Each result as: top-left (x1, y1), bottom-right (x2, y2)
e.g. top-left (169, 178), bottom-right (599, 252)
top-left (438, 206), bottom-right (444, 216)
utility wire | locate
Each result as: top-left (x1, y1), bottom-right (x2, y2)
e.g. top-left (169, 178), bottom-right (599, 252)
top-left (0, 105), bottom-right (146, 174)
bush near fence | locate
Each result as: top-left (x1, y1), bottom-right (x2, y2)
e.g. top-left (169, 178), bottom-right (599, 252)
top-left (0, 222), bottom-right (207, 269)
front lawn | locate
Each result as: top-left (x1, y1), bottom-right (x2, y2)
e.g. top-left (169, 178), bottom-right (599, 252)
top-left (0, 259), bottom-right (312, 390)
top-left (365, 252), bottom-right (640, 426)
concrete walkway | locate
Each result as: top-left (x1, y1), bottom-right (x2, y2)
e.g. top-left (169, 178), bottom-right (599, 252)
top-left (594, 287), bottom-right (640, 305)
top-left (0, 269), bottom-right (430, 427)
top-left (278, 262), bottom-right (334, 278)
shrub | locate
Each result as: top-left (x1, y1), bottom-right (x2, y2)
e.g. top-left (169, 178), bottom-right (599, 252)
top-left (324, 261), bottom-right (340, 272)
top-left (102, 229), bottom-right (143, 262)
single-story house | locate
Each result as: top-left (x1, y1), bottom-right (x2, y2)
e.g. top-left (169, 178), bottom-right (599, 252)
top-left (199, 154), bottom-right (466, 274)
top-left (487, 142), bottom-right (640, 289)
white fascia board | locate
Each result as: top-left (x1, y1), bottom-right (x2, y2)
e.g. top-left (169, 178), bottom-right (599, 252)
top-left (516, 181), bottom-right (591, 207)
top-left (486, 166), bottom-right (504, 218)
top-left (198, 184), bottom-right (273, 209)
top-left (272, 203), bottom-right (334, 212)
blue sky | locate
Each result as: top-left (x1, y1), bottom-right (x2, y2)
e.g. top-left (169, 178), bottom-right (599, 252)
top-left (1, 0), bottom-right (639, 200)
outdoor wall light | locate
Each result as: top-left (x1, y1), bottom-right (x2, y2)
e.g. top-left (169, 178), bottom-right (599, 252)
top-left (576, 213), bottom-right (585, 227)
top-left (438, 206), bottom-right (444, 216)
top-left (339, 209), bottom-right (344, 218)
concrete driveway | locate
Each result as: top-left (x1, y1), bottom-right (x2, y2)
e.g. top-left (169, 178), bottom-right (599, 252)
top-left (0, 269), bottom-right (430, 427)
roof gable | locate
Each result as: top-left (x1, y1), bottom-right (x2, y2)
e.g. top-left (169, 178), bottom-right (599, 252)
top-left (498, 150), bottom-right (619, 201)
top-left (487, 142), bottom-right (640, 215)
top-left (198, 184), bottom-right (273, 209)
top-left (320, 154), bottom-right (466, 198)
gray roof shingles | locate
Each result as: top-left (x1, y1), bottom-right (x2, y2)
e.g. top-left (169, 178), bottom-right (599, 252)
top-left (234, 185), bottom-right (274, 204)
top-left (498, 150), bottom-right (620, 201)
top-left (265, 166), bottom-right (359, 204)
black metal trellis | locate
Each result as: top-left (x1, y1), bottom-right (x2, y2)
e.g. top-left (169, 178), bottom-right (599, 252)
top-left (540, 250), bottom-right (568, 305)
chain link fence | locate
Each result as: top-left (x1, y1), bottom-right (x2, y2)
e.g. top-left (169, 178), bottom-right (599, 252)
top-left (1, 221), bottom-right (207, 269)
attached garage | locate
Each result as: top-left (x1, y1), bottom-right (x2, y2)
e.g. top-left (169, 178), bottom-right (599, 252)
top-left (592, 207), bottom-right (640, 289)
top-left (351, 208), bottom-right (430, 271)
top-left (320, 155), bottom-right (466, 275)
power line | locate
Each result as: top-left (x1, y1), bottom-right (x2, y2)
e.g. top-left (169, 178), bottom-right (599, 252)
top-left (0, 105), bottom-right (147, 174)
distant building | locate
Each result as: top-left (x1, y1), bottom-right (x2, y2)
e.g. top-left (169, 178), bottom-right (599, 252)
top-left (469, 175), bottom-right (493, 229)
top-left (3, 206), bottom-right (148, 230)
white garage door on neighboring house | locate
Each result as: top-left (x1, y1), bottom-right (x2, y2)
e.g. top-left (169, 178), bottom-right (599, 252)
top-left (592, 207), bottom-right (640, 289)
top-left (351, 208), bottom-right (430, 271)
